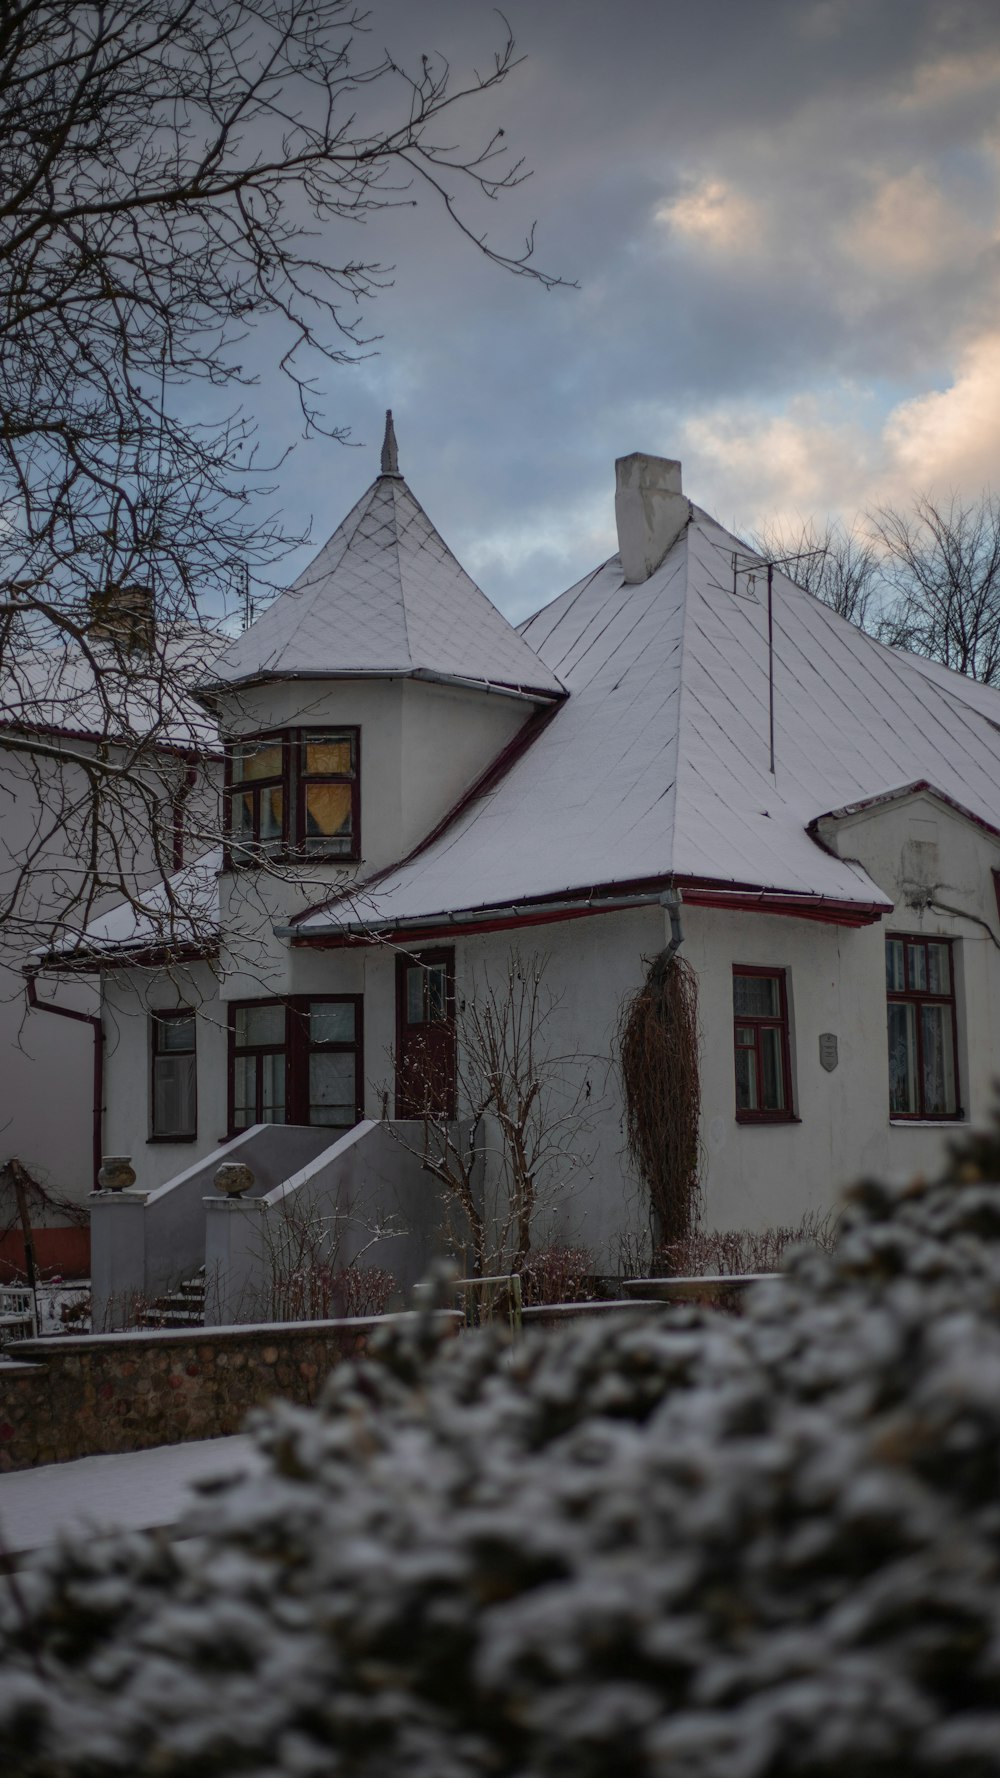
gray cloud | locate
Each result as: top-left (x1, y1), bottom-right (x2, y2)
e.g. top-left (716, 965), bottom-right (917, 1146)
top-left (237, 0), bottom-right (1000, 620)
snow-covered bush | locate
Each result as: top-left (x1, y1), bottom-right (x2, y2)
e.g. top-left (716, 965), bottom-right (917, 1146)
top-left (4, 1161), bottom-right (1000, 1776)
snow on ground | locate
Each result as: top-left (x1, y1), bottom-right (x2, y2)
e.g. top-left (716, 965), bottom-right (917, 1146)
top-left (0, 1435), bottom-right (262, 1559)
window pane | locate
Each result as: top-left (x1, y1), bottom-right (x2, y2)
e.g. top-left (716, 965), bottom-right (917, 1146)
top-left (230, 789), bottom-right (254, 839)
top-left (887, 1001), bottom-right (918, 1115)
top-left (760, 1028), bottom-right (786, 1111)
top-left (304, 735), bottom-right (353, 776)
top-left (260, 786), bottom-right (283, 842)
top-left (733, 974), bottom-right (780, 1017)
top-left (406, 966), bottom-right (425, 1025)
top-left (309, 1053), bottom-right (356, 1126)
top-left (235, 1004), bottom-right (285, 1048)
top-left (261, 1052), bottom-right (285, 1122)
top-left (735, 1025), bottom-right (755, 1047)
top-left (233, 1055), bottom-right (257, 1130)
top-left (927, 943), bottom-right (950, 995)
top-left (906, 943), bottom-right (927, 992)
top-left (153, 1054), bottom-right (196, 1137)
top-left (885, 939), bottom-right (905, 993)
top-left (309, 1003), bottom-right (355, 1043)
top-left (303, 782), bottom-right (353, 850)
top-left (735, 1045), bottom-right (757, 1111)
top-left (921, 1004), bottom-right (957, 1116)
top-left (155, 1013), bottom-right (195, 1053)
top-left (426, 965), bottom-right (448, 1022)
top-left (233, 741), bottom-right (283, 783)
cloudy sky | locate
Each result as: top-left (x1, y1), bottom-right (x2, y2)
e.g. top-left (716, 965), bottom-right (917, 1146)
top-left (253, 0), bottom-right (1000, 623)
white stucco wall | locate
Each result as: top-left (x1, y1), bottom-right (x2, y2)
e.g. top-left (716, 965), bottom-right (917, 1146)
top-left (1, 741), bottom-right (220, 1209)
top-left (101, 961), bottom-right (229, 1194)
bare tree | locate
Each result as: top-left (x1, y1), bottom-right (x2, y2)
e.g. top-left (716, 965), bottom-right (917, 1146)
top-left (871, 493), bottom-right (1000, 683)
top-left (750, 517), bottom-right (883, 629)
top-left (395, 951), bottom-right (597, 1280)
top-left (0, 1), bottom-right (560, 953)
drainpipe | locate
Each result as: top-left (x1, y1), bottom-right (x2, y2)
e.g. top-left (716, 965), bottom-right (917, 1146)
top-left (24, 967), bottom-right (103, 1195)
top-left (660, 886), bottom-right (684, 959)
top-left (645, 888), bottom-right (684, 992)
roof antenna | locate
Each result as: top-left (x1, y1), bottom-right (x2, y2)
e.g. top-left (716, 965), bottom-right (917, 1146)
top-left (380, 409), bottom-right (400, 478)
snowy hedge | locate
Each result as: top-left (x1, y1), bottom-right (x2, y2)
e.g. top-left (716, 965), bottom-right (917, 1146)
top-left (4, 1162), bottom-right (1000, 1776)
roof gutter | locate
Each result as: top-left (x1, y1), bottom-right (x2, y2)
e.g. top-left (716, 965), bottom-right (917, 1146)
top-left (196, 666), bottom-right (565, 708)
top-left (278, 877), bottom-right (887, 945)
top-left (276, 886), bottom-right (672, 944)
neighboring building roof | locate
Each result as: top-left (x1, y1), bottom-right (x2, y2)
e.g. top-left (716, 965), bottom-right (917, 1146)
top-left (293, 505), bottom-right (1000, 938)
top-left (1, 626), bottom-right (223, 756)
top-left (44, 849), bottom-right (223, 964)
top-left (200, 424), bottom-right (564, 701)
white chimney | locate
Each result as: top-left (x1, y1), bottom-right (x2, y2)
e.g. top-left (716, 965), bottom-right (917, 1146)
top-left (615, 453), bottom-right (688, 583)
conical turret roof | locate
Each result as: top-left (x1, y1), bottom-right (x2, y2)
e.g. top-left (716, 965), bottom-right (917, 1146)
top-left (203, 424), bottom-right (563, 699)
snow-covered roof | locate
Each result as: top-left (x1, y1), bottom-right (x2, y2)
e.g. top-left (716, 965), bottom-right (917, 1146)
top-left (1, 626), bottom-right (223, 755)
top-left (201, 471), bottom-right (564, 701)
top-left (47, 849), bottom-right (223, 962)
top-left (293, 506), bottom-right (1000, 936)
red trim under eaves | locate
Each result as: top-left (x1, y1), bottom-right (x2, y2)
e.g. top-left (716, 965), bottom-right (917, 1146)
top-left (674, 878), bottom-right (888, 928)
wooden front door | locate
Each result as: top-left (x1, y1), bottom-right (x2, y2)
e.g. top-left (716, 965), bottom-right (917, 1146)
top-left (395, 948), bottom-right (456, 1118)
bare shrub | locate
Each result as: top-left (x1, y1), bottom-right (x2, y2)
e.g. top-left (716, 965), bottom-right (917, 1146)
top-left (397, 951), bottom-right (599, 1280)
top-left (253, 1189), bottom-right (399, 1324)
top-left (658, 1210), bottom-right (839, 1277)
top-left (519, 1245), bottom-right (596, 1307)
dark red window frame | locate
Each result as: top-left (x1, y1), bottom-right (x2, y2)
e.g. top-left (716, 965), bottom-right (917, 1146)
top-left (224, 731), bottom-right (287, 865)
top-left (224, 728), bottom-right (360, 867)
top-left (296, 729), bottom-right (361, 861)
top-left (733, 965), bottom-right (795, 1124)
top-left (227, 996), bottom-right (364, 1135)
top-left (149, 1008), bottom-right (197, 1142)
top-left (885, 934), bottom-right (962, 1121)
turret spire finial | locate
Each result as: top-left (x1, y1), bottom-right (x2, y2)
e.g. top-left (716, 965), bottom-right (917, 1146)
top-left (380, 408), bottom-right (400, 477)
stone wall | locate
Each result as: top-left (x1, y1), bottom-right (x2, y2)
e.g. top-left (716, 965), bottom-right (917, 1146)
top-left (0, 1313), bottom-right (457, 1473)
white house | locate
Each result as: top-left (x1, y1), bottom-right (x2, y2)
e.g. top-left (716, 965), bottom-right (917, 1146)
top-left (0, 610), bottom-right (220, 1275)
top-left (54, 418), bottom-right (1000, 1313)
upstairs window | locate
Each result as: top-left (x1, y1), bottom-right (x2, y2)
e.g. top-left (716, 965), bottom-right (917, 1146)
top-left (225, 729), bottom-right (359, 864)
top-left (228, 737), bottom-right (285, 859)
top-left (733, 968), bottom-right (793, 1122)
top-left (298, 731), bottom-right (359, 858)
top-left (886, 936), bottom-right (960, 1119)
top-left (150, 1010), bottom-right (197, 1139)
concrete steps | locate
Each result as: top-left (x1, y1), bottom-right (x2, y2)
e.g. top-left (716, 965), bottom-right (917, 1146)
top-left (139, 1271), bottom-right (205, 1330)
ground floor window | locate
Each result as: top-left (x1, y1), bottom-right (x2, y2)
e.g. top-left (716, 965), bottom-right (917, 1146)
top-left (886, 935), bottom-right (960, 1119)
top-left (150, 1010), bottom-right (197, 1139)
top-left (228, 997), bottom-right (363, 1134)
top-left (733, 967), bottom-right (793, 1121)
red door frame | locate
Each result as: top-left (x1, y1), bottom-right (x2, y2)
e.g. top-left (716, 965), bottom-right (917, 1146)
top-left (394, 947), bottom-right (457, 1118)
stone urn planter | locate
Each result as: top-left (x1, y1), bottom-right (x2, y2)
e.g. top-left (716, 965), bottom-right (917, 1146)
top-left (214, 1161), bottom-right (255, 1200)
top-left (98, 1155), bottom-right (136, 1193)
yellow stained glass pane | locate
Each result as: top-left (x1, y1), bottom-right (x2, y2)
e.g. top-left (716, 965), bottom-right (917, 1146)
top-left (233, 741), bottom-right (283, 783)
top-left (305, 782), bottom-right (352, 840)
top-left (304, 735), bottom-right (353, 777)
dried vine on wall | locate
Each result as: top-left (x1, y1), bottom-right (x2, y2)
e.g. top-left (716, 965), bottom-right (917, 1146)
top-left (618, 951), bottom-right (701, 1253)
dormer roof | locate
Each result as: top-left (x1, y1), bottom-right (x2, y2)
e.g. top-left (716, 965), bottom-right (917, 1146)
top-left (201, 417), bottom-right (563, 702)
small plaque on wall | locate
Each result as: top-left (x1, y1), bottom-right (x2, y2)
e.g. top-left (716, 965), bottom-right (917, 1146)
top-left (819, 1033), bottom-right (838, 1072)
